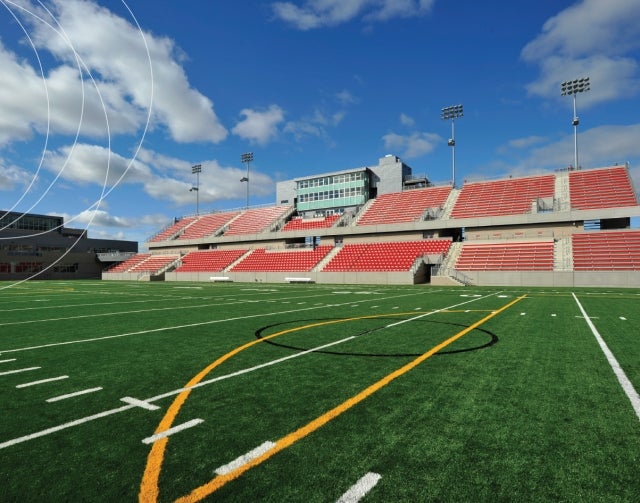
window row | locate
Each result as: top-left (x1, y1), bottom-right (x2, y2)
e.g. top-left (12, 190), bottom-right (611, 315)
top-left (298, 186), bottom-right (364, 203)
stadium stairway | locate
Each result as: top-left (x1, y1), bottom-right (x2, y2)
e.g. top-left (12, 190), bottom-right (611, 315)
top-left (439, 187), bottom-right (460, 220)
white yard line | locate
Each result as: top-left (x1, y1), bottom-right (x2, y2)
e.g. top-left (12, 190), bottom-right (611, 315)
top-left (215, 441), bottom-right (276, 475)
top-left (46, 387), bottom-right (103, 403)
top-left (0, 367), bottom-right (40, 376)
top-left (572, 293), bottom-right (640, 422)
top-left (141, 419), bottom-right (203, 444)
top-left (336, 472), bottom-right (382, 503)
top-left (16, 375), bottom-right (69, 388)
top-left (0, 292), bottom-right (421, 355)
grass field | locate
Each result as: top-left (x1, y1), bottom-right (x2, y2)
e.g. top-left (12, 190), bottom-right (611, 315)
top-left (1, 280), bottom-right (639, 502)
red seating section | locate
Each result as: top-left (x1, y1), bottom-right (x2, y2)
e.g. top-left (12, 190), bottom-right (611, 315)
top-left (231, 246), bottom-right (333, 272)
top-left (149, 217), bottom-right (197, 242)
top-left (357, 187), bottom-right (451, 226)
top-left (569, 167), bottom-right (638, 210)
top-left (572, 231), bottom-right (640, 270)
top-left (129, 255), bottom-right (178, 273)
top-left (178, 212), bottom-right (240, 240)
top-left (174, 249), bottom-right (248, 272)
top-left (281, 215), bottom-right (340, 231)
top-left (451, 175), bottom-right (555, 219)
top-left (224, 206), bottom-right (291, 236)
top-left (108, 253), bottom-right (150, 272)
top-left (323, 240), bottom-right (451, 272)
top-left (455, 242), bottom-right (554, 271)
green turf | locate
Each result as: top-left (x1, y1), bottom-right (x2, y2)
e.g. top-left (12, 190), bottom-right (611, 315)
top-left (0, 281), bottom-right (639, 501)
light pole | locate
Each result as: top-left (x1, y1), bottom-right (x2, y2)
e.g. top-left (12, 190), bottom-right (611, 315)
top-left (561, 77), bottom-right (590, 169)
top-left (240, 152), bottom-right (253, 209)
top-left (190, 164), bottom-right (202, 215)
top-left (441, 104), bottom-right (463, 187)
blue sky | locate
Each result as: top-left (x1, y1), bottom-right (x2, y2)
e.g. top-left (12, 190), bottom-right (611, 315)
top-left (1, 0), bottom-right (639, 247)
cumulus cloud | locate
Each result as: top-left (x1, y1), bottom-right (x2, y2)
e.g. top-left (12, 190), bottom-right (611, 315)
top-left (0, 0), bottom-right (227, 145)
top-left (44, 145), bottom-right (276, 207)
top-left (271, 0), bottom-right (435, 30)
top-left (45, 143), bottom-right (150, 188)
top-left (382, 131), bottom-right (441, 158)
top-left (521, 0), bottom-right (640, 107)
top-left (232, 105), bottom-right (285, 145)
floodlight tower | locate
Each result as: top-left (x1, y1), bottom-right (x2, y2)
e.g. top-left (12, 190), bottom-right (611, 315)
top-left (441, 104), bottom-right (463, 187)
top-left (190, 164), bottom-right (202, 215)
top-left (240, 152), bottom-right (253, 209)
top-left (561, 77), bottom-right (590, 169)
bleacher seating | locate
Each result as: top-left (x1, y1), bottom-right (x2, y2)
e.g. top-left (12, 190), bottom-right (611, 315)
top-left (569, 166), bottom-right (638, 210)
top-left (356, 187), bottom-right (451, 226)
top-left (107, 253), bottom-right (150, 272)
top-left (451, 175), bottom-right (555, 219)
top-left (178, 211), bottom-right (240, 240)
top-left (572, 230), bottom-right (640, 270)
top-left (129, 254), bottom-right (178, 273)
top-left (322, 239), bottom-right (451, 272)
top-left (230, 246), bottom-right (333, 272)
top-left (174, 249), bottom-right (248, 272)
top-left (281, 215), bottom-right (340, 231)
top-left (455, 241), bottom-right (554, 271)
top-left (149, 217), bottom-right (197, 242)
top-left (224, 206), bottom-right (291, 236)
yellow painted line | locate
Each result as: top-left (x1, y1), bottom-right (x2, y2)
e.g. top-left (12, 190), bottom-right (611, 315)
top-left (163, 295), bottom-right (526, 502)
top-left (139, 312), bottom-right (418, 502)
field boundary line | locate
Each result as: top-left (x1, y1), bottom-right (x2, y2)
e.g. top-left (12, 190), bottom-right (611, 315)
top-left (164, 294), bottom-right (525, 503)
top-left (571, 293), bottom-right (640, 422)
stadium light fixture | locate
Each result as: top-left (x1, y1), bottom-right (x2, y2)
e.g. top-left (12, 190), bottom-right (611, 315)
top-left (561, 77), bottom-right (590, 170)
top-left (191, 164), bottom-right (202, 215)
top-left (240, 152), bottom-right (253, 209)
top-left (441, 104), bottom-right (463, 187)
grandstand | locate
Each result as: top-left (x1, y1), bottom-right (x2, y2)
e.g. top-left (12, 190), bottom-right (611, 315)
top-left (103, 156), bottom-right (640, 287)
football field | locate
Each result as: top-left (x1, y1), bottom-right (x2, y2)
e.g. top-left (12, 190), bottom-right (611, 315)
top-left (1, 280), bottom-right (639, 502)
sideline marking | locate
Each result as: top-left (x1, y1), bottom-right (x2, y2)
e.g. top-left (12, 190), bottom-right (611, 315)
top-left (0, 358), bottom-right (17, 363)
top-left (572, 293), bottom-right (640, 422)
top-left (336, 472), bottom-right (382, 503)
top-left (215, 441), bottom-right (276, 475)
top-left (16, 375), bottom-right (69, 388)
top-left (142, 419), bottom-right (204, 445)
top-left (153, 294), bottom-right (524, 503)
top-left (0, 367), bottom-right (40, 376)
top-left (121, 397), bottom-right (161, 411)
top-left (46, 387), bottom-right (102, 403)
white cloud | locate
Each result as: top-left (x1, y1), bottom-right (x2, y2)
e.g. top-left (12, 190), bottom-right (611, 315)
top-left (382, 131), bottom-right (441, 158)
top-left (44, 144), bottom-right (276, 207)
top-left (522, 0), bottom-right (640, 107)
top-left (336, 89), bottom-right (358, 105)
top-left (0, 160), bottom-right (33, 191)
top-left (232, 105), bottom-right (285, 145)
top-left (0, 0), bottom-right (227, 145)
top-left (504, 123), bottom-right (640, 173)
top-left (271, 0), bottom-right (435, 30)
top-left (45, 143), bottom-right (150, 188)
top-left (400, 113), bottom-right (415, 127)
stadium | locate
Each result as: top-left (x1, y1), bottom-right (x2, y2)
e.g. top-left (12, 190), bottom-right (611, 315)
top-left (97, 154), bottom-right (640, 288)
